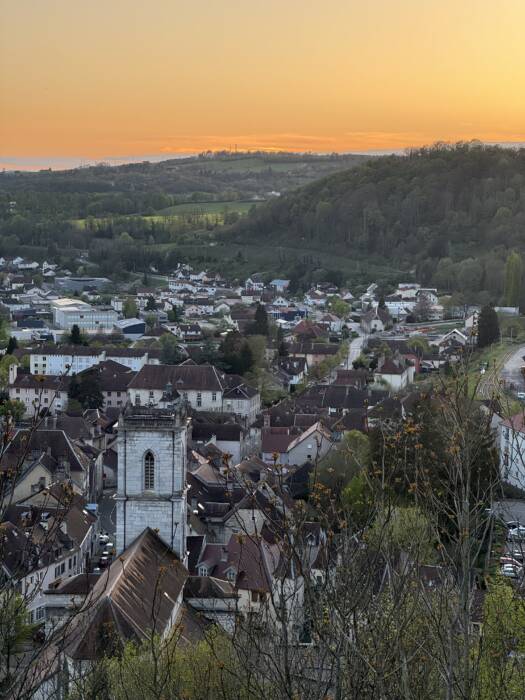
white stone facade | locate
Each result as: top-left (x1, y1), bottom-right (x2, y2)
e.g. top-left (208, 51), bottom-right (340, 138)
top-left (116, 406), bottom-right (188, 560)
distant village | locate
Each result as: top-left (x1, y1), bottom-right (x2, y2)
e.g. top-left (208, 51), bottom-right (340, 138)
top-left (0, 254), bottom-right (522, 695)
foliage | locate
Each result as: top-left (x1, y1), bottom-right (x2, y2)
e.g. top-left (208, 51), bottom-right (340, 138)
top-left (69, 324), bottom-right (85, 345)
top-left (246, 304), bottom-right (269, 336)
top-left (68, 371), bottom-right (104, 409)
top-left (159, 333), bottom-right (185, 365)
top-left (477, 579), bottom-right (525, 700)
top-left (230, 143), bottom-right (525, 301)
top-left (0, 593), bottom-right (37, 692)
top-left (145, 296), bottom-right (157, 311)
top-left (219, 332), bottom-right (254, 375)
top-left (503, 250), bottom-right (523, 307)
top-left (477, 305), bottom-right (500, 348)
top-left (365, 505), bottom-right (437, 562)
top-left (327, 297), bottom-right (350, 318)
top-left (123, 298), bottom-right (138, 318)
top-left (0, 399), bottom-right (26, 422)
top-left (316, 430), bottom-right (370, 495)
top-left (5, 337), bottom-right (17, 355)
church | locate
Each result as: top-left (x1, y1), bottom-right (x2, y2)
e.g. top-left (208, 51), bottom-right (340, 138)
top-left (116, 396), bottom-right (188, 560)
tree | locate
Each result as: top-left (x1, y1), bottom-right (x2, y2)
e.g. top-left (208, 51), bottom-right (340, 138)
top-left (219, 332), bottom-right (254, 375)
top-left (477, 304), bottom-right (500, 347)
top-left (0, 593), bottom-right (37, 691)
top-left (145, 296), bottom-right (157, 312)
top-left (327, 297), bottom-right (350, 318)
top-left (0, 399), bottom-right (25, 422)
top-left (5, 337), bottom-right (17, 355)
top-left (68, 371), bottom-right (104, 409)
top-left (167, 305), bottom-right (180, 322)
top-left (69, 324), bottom-right (84, 345)
top-left (503, 250), bottom-right (522, 307)
top-left (246, 304), bottom-right (269, 336)
top-left (316, 430), bottom-right (370, 495)
top-left (477, 579), bottom-right (525, 699)
top-left (123, 298), bottom-right (138, 318)
top-left (159, 334), bottom-right (185, 365)
top-left (413, 295), bottom-right (433, 322)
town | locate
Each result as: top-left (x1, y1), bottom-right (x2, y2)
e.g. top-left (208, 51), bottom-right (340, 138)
top-left (2, 250), bottom-right (525, 696)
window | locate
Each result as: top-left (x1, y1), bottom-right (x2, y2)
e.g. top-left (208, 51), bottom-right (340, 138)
top-left (197, 392), bottom-right (202, 407)
top-left (144, 451), bottom-right (155, 490)
top-left (107, 391), bottom-right (112, 396)
top-left (226, 569), bottom-right (236, 583)
top-left (149, 390), bottom-right (154, 398)
top-left (198, 565), bottom-right (208, 576)
top-left (212, 392), bottom-right (217, 402)
top-left (35, 607), bottom-right (45, 621)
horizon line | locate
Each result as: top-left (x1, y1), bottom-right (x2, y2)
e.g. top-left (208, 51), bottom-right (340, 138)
top-left (1, 141), bottom-right (525, 173)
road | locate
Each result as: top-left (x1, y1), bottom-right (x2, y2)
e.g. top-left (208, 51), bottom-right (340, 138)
top-left (98, 490), bottom-right (117, 538)
top-left (346, 325), bottom-right (366, 369)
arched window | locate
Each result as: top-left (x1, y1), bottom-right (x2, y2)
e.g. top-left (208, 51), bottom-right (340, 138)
top-left (144, 451), bottom-right (155, 490)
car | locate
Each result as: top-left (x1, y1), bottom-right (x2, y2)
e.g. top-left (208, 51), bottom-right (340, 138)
top-left (99, 556), bottom-right (110, 567)
top-left (99, 534), bottom-right (110, 544)
top-left (500, 556), bottom-right (523, 567)
top-left (517, 392), bottom-right (525, 400)
top-left (507, 521), bottom-right (522, 529)
top-left (501, 563), bottom-right (521, 578)
top-left (507, 545), bottom-right (525, 559)
top-left (92, 567), bottom-right (101, 574)
top-left (508, 526), bottom-right (525, 540)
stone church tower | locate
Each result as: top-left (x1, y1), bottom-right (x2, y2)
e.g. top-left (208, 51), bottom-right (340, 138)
top-left (116, 401), bottom-right (188, 560)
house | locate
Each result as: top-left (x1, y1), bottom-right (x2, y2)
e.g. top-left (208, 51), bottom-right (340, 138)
top-left (74, 360), bottom-right (136, 410)
top-left (191, 419), bottom-right (248, 465)
top-left (8, 364), bottom-right (70, 417)
top-left (278, 357), bottom-right (307, 390)
top-left (270, 279), bottom-right (290, 293)
top-left (261, 421), bottom-right (333, 465)
top-left (499, 414), bottom-right (525, 490)
top-left (374, 356), bottom-right (415, 390)
top-left (47, 528), bottom-right (190, 681)
top-left (127, 363), bottom-right (260, 422)
top-left (0, 428), bottom-right (94, 503)
top-left (29, 346), bottom-right (155, 375)
top-left (0, 484), bottom-right (96, 619)
top-left (360, 307), bottom-right (392, 334)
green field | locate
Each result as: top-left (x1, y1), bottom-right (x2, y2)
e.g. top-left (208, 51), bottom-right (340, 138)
top-left (72, 200), bottom-right (259, 230)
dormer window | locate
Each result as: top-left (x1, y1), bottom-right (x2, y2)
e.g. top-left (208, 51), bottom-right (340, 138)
top-left (144, 451), bottom-right (155, 490)
top-left (198, 565), bottom-right (208, 577)
top-left (226, 569), bottom-right (236, 583)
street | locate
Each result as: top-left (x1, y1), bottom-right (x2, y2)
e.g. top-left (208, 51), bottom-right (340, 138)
top-left (346, 325), bottom-right (365, 369)
top-left (98, 490), bottom-right (117, 538)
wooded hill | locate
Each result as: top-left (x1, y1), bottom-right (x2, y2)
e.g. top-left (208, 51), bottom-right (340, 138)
top-left (0, 152), bottom-right (368, 219)
top-left (229, 143), bottom-right (525, 302)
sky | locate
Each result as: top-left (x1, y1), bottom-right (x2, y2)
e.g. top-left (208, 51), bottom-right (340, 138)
top-left (1, 0), bottom-right (525, 169)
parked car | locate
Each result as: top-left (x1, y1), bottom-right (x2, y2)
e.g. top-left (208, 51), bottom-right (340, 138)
top-left (517, 392), bottom-right (525, 400)
top-left (501, 563), bottom-right (521, 578)
top-left (508, 526), bottom-right (525, 541)
top-left (99, 534), bottom-right (110, 544)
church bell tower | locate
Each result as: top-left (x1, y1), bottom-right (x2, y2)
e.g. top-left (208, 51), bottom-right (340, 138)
top-left (116, 401), bottom-right (188, 560)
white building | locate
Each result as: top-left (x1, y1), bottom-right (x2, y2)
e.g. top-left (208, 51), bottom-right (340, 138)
top-left (30, 346), bottom-right (156, 375)
top-left (116, 403), bottom-right (188, 559)
top-left (500, 414), bottom-right (525, 490)
top-left (51, 298), bottom-right (118, 332)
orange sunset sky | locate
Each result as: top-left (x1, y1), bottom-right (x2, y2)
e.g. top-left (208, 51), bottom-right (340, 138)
top-left (1, 0), bottom-right (525, 167)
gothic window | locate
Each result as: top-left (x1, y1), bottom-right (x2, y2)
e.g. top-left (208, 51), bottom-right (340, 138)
top-left (144, 451), bottom-right (155, 490)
